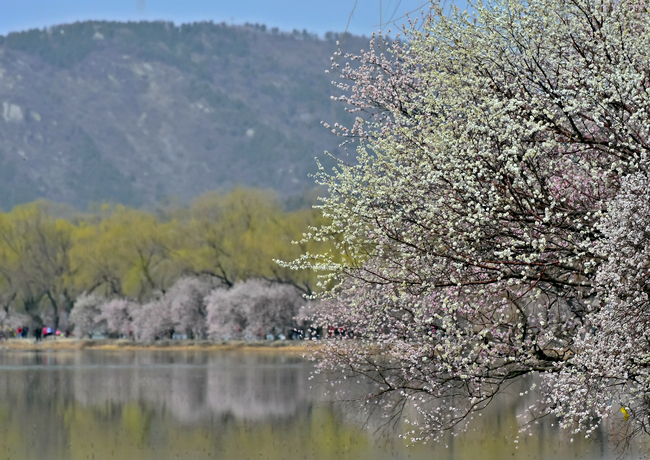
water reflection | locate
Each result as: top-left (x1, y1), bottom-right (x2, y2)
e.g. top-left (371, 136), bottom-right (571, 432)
top-left (0, 350), bottom-right (639, 460)
top-left (0, 351), bottom-right (312, 423)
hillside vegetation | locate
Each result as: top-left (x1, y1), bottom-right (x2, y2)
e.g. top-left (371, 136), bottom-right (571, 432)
top-left (0, 21), bottom-right (366, 209)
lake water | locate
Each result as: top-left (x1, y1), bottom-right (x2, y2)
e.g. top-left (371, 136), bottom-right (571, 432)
top-left (0, 349), bottom-right (639, 460)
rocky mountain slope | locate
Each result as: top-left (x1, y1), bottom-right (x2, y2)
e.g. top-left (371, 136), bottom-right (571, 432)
top-left (0, 21), bottom-right (366, 210)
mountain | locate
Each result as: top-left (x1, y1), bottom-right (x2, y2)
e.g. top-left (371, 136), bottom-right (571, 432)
top-left (0, 21), bottom-right (367, 210)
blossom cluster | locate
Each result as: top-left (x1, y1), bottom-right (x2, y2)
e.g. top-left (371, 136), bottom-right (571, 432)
top-left (294, 0), bottom-right (650, 446)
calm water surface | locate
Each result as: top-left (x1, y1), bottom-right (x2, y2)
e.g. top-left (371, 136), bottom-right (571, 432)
top-left (0, 350), bottom-right (638, 460)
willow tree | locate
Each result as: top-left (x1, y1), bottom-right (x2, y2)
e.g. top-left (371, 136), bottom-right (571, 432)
top-left (0, 203), bottom-right (77, 328)
top-left (294, 0), bottom-right (650, 446)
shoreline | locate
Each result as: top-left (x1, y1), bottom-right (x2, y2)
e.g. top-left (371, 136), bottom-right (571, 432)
top-left (0, 338), bottom-right (320, 353)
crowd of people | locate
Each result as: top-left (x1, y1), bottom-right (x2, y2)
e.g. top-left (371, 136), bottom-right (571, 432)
top-left (1, 326), bottom-right (65, 341)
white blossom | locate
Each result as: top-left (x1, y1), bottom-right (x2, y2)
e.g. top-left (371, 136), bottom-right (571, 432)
top-left (292, 0), bottom-right (650, 447)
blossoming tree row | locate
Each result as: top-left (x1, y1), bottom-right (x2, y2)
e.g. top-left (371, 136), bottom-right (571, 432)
top-left (69, 277), bottom-right (307, 341)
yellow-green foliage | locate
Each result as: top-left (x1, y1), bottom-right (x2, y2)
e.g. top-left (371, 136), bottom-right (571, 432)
top-left (69, 205), bottom-right (184, 299)
top-left (0, 189), bottom-right (330, 328)
top-left (171, 189), bottom-right (327, 293)
top-left (0, 201), bottom-right (76, 321)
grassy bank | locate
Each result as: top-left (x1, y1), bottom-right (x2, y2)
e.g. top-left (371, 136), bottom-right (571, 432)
top-left (0, 338), bottom-right (319, 353)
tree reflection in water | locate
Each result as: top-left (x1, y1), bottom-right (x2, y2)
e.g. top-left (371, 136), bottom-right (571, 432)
top-left (0, 350), bottom-right (633, 460)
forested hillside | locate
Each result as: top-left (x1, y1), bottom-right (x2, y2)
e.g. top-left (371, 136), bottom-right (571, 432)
top-left (0, 21), bottom-right (366, 210)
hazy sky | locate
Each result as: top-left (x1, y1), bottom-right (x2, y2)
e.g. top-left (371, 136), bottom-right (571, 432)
top-left (0, 0), bottom-right (436, 37)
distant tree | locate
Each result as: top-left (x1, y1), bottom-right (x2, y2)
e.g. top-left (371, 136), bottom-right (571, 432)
top-left (205, 287), bottom-right (246, 340)
top-left (69, 293), bottom-right (106, 338)
top-left (131, 297), bottom-right (174, 341)
top-left (178, 188), bottom-right (323, 294)
top-left (100, 298), bottom-right (137, 338)
top-left (69, 206), bottom-right (183, 300)
top-left (167, 276), bottom-right (220, 339)
top-left (241, 282), bottom-right (304, 339)
top-left (0, 310), bottom-right (31, 331)
top-left (206, 279), bottom-right (304, 340)
top-left (0, 203), bottom-right (77, 329)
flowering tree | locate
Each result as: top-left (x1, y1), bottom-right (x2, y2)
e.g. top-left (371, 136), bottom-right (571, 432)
top-left (240, 282), bottom-right (304, 338)
top-left (0, 310), bottom-right (30, 331)
top-left (206, 280), bottom-right (304, 340)
top-left (69, 293), bottom-right (106, 338)
top-left (544, 172), bottom-right (650, 444)
top-left (100, 298), bottom-right (137, 338)
top-left (294, 0), bottom-right (650, 446)
top-left (130, 297), bottom-right (174, 341)
top-left (167, 276), bottom-right (219, 339)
